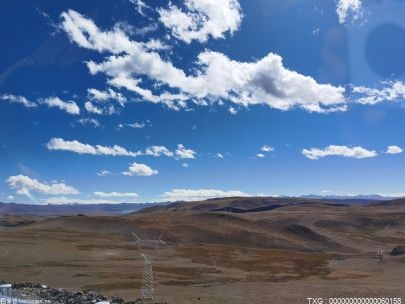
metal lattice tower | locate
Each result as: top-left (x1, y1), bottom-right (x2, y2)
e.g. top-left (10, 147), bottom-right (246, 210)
top-left (140, 253), bottom-right (155, 299)
top-left (132, 231), bottom-right (166, 301)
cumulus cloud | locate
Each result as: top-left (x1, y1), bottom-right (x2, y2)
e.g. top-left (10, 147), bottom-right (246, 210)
top-left (158, 0), bottom-right (243, 43)
top-left (302, 145), bottom-right (377, 160)
top-left (0, 94), bottom-right (37, 108)
top-left (94, 191), bottom-right (139, 197)
top-left (40, 97), bottom-right (80, 115)
top-left (386, 145), bottom-right (403, 155)
top-left (352, 81), bottom-right (405, 105)
top-left (335, 0), bottom-right (366, 24)
top-left (145, 146), bottom-right (174, 157)
top-left (6, 175), bottom-right (79, 195)
top-left (123, 162), bottom-right (158, 176)
top-left (176, 144), bottom-right (196, 159)
top-left (60, 9), bottom-right (346, 113)
top-left (256, 153), bottom-right (265, 158)
top-left (160, 188), bottom-right (251, 202)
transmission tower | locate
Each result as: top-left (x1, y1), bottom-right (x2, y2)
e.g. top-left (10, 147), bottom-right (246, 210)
top-left (132, 231), bottom-right (166, 301)
top-left (140, 252), bottom-right (155, 299)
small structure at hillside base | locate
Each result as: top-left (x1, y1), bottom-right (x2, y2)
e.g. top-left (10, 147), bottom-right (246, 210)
top-left (377, 249), bottom-right (384, 262)
top-left (132, 231), bottom-right (166, 301)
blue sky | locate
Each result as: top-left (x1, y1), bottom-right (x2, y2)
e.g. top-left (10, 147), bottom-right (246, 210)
top-left (1, 0), bottom-right (405, 204)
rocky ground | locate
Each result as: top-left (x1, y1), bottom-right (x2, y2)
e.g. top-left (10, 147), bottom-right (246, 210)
top-left (1, 282), bottom-right (146, 304)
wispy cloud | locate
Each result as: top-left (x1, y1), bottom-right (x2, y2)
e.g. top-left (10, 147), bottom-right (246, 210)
top-left (40, 96), bottom-right (80, 115)
top-left (94, 191), bottom-right (139, 197)
top-left (302, 145), bottom-right (377, 160)
top-left (160, 188), bottom-right (251, 202)
top-left (0, 94), bottom-right (37, 108)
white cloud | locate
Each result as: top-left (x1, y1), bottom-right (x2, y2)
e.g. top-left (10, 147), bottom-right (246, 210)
top-left (256, 153), bottom-right (265, 158)
top-left (87, 88), bottom-right (127, 106)
top-left (94, 191), bottom-right (139, 198)
top-left (215, 153), bottom-right (224, 159)
top-left (40, 97), bottom-right (80, 115)
top-left (130, 0), bottom-right (150, 16)
top-left (160, 188), bottom-right (251, 202)
top-left (352, 81), bottom-right (405, 105)
top-left (261, 145), bottom-right (274, 152)
top-left (335, 0), bottom-right (366, 24)
top-left (302, 145), bottom-right (377, 160)
top-left (97, 170), bottom-right (112, 176)
top-left (134, 24), bottom-right (158, 36)
top-left (84, 101), bottom-right (116, 115)
top-left (176, 144), bottom-right (196, 159)
top-left (117, 122), bottom-right (147, 129)
top-left (145, 146), bottom-right (174, 157)
top-left (228, 107), bottom-right (237, 115)
top-left (182, 163), bottom-right (189, 168)
top-left (0, 94), bottom-right (37, 108)
top-left (76, 118), bottom-right (101, 128)
top-left (46, 138), bottom-right (196, 161)
top-left (123, 162), bottom-right (158, 176)
top-left (46, 138), bottom-right (140, 157)
top-left (386, 145), bottom-right (403, 155)
top-left (45, 196), bottom-right (137, 204)
top-left (6, 175), bottom-right (79, 195)
top-left (158, 0), bottom-right (243, 44)
top-left (7, 195), bottom-right (14, 201)
top-left (60, 10), bottom-right (346, 113)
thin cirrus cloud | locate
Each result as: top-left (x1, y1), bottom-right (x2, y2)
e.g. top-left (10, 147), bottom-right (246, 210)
top-left (157, 0), bottom-right (243, 44)
top-left (6, 175), bottom-right (79, 195)
top-left (59, 9), bottom-right (347, 113)
top-left (160, 188), bottom-right (251, 202)
top-left (122, 162), bottom-right (158, 176)
top-left (46, 138), bottom-right (197, 160)
top-left (302, 145), bottom-right (377, 160)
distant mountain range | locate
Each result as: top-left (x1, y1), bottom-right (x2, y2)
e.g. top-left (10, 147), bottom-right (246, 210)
top-left (299, 194), bottom-right (401, 201)
top-left (0, 202), bottom-right (163, 218)
top-left (1, 194), bottom-right (403, 219)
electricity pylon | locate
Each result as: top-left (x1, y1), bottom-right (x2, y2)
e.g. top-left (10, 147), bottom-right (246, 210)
top-left (132, 231), bottom-right (166, 301)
